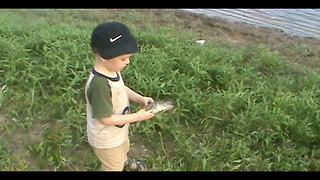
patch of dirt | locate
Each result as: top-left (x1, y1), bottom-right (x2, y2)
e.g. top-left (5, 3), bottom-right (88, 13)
top-left (0, 114), bottom-right (46, 170)
top-left (0, 113), bottom-right (6, 124)
top-left (128, 135), bottom-right (151, 159)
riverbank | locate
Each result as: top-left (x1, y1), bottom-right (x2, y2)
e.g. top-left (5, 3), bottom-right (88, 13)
top-left (18, 8), bottom-right (319, 70)
top-left (139, 9), bottom-right (320, 69)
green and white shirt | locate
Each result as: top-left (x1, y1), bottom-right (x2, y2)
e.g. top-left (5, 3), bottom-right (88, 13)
top-left (85, 69), bottom-right (130, 149)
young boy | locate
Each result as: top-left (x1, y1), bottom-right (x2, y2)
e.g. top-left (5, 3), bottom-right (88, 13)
top-left (85, 21), bottom-right (156, 171)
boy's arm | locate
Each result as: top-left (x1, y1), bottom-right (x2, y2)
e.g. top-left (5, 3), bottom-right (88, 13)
top-left (125, 86), bottom-right (154, 107)
top-left (99, 109), bottom-right (155, 125)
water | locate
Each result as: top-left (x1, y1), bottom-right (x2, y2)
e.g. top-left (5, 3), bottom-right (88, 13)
top-left (181, 9), bottom-right (320, 40)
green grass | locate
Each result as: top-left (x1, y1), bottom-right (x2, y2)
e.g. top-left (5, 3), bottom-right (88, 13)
top-left (1, 9), bottom-right (320, 171)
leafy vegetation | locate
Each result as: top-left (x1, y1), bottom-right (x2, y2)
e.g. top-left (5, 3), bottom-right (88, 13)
top-left (1, 9), bottom-right (320, 171)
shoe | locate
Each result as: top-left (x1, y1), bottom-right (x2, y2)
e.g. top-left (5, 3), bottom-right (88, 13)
top-left (128, 159), bottom-right (137, 170)
top-left (136, 160), bottom-right (147, 171)
top-left (127, 159), bottom-right (147, 171)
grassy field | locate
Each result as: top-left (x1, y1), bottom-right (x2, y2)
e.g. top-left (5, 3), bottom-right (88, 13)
top-left (1, 9), bottom-right (320, 171)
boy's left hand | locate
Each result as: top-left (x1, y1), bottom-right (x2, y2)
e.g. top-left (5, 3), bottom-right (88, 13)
top-left (140, 96), bottom-right (154, 108)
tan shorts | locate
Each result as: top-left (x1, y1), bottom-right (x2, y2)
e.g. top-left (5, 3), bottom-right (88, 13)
top-left (91, 139), bottom-right (130, 171)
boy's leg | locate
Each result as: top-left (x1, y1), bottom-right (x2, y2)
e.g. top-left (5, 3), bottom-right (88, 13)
top-left (92, 139), bottom-right (130, 171)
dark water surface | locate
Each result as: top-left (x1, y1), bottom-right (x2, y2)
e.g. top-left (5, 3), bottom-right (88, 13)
top-left (181, 9), bottom-right (320, 40)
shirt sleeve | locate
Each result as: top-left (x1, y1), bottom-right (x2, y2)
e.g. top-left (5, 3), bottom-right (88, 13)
top-left (87, 77), bottom-right (113, 119)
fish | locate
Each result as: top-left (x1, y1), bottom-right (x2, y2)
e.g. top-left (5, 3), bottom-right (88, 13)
top-left (146, 101), bottom-right (174, 114)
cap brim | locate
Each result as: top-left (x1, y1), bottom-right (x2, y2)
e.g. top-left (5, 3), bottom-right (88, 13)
top-left (97, 39), bottom-right (138, 59)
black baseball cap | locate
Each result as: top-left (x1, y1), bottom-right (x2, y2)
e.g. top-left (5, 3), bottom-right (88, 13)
top-left (91, 21), bottom-right (138, 59)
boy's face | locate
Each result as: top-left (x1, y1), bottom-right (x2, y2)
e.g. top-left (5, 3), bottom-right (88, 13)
top-left (101, 53), bottom-right (133, 72)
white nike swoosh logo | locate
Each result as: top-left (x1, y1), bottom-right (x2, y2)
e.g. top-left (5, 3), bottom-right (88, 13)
top-left (109, 35), bottom-right (122, 43)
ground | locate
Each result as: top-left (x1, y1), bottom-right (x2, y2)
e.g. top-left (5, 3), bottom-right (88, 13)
top-left (1, 9), bottom-right (320, 171)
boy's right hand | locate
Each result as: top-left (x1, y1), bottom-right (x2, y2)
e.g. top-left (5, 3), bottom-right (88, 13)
top-left (136, 109), bottom-right (155, 121)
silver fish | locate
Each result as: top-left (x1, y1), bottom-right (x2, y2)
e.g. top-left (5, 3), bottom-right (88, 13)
top-left (146, 101), bottom-right (174, 114)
